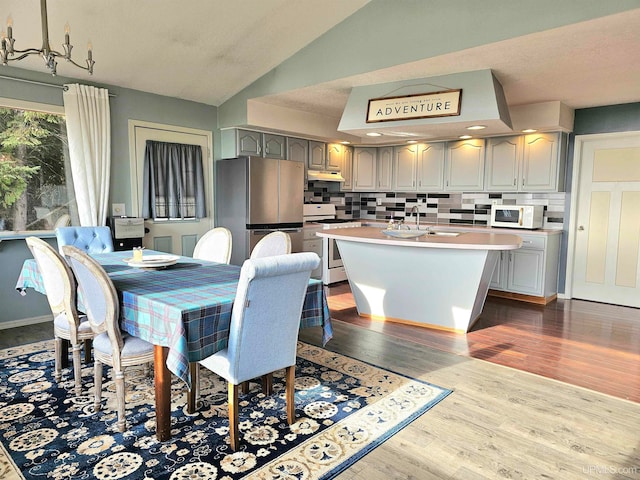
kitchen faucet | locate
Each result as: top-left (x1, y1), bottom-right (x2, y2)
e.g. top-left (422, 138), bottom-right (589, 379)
top-left (411, 205), bottom-right (420, 229)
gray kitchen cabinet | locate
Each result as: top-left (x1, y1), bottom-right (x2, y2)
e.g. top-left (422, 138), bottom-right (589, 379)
top-left (341, 145), bottom-right (353, 191)
top-left (224, 129), bottom-right (286, 159)
top-left (490, 232), bottom-right (561, 301)
top-left (522, 132), bottom-right (566, 191)
top-left (308, 141), bottom-right (327, 170)
top-left (377, 146), bottom-right (393, 191)
top-left (485, 135), bottom-right (522, 191)
top-left (445, 138), bottom-right (485, 191)
top-left (485, 132), bottom-right (566, 192)
top-left (392, 144), bottom-right (418, 191)
top-left (263, 133), bottom-right (286, 159)
top-left (326, 143), bottom-right (344, 171)
top-left (286, 137), bottom-right (309, 163)
top-left (416, 142), bottom-right (445, 191)
top-left (236, 129), bottom-right (262, 156)
top-left (353, 147), bottom-right (377, 191)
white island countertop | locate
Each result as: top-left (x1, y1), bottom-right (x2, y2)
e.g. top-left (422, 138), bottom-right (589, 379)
top-left (316, 226), bottom-right (523, 250)
top-left (317, 226), bottom-right (523, 333)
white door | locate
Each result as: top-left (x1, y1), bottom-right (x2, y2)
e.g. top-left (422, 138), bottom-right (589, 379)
top-left (570, 132), bottom-right (640, 307)
top-left (128, 120), bottom-right (213, 256)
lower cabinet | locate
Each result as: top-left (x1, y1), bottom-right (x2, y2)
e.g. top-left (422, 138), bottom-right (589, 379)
top-left (490, 232), bottom-right (561, 302)
top-left (303, 227), bottom-right (323, 280)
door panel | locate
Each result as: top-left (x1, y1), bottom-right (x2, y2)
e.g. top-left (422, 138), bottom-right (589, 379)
top-left (130, 121), bottom-right (213, 256)
top-left (571, 134), bottom-right (640, 307)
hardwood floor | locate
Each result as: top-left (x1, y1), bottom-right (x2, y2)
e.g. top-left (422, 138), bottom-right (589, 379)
top-left (325, 282), bottom-right (640, 403)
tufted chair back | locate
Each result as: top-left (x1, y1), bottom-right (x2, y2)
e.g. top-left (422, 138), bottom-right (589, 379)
top-left (55, 226), bottom-right (115, 255)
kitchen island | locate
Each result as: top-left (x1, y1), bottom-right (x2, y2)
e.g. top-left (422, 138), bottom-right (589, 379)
top-left (317, 226), bottom-right (522, 333)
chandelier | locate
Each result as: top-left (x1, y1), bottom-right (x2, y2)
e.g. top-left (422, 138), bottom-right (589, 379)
top-left (1, 0), bottom-right (94, 76)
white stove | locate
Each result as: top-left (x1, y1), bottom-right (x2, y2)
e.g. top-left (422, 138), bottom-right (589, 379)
top-left (303, 204), bottom-right (361, 284)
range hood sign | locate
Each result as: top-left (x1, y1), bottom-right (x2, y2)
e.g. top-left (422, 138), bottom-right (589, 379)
top-left (366, 89), bottom-right (462, 123)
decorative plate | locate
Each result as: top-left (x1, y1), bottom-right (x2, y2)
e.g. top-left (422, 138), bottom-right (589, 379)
top-left (123, 254), bottom-right (179, 268)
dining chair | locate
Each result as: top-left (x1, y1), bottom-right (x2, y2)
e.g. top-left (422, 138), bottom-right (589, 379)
top-left (52, 213), bottom-right (71, 229)
top-left (199, 252), bottom-right (320, 451)
top-left (62, 245), bottom-right (155, 433)
top-left (193, 227), bottom-right (233, 263)
top-left (250, 231), bottom-right (291, 259)
top-left (55, 226), bottom-right (114, 255)
top-left (25, 237), bottom-right (95, 396)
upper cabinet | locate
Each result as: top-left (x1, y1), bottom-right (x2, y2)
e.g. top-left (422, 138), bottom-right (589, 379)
top-left (416, 142), bottom-right (445, 191)
top-left (226, 129), bottom-right (286, 159)
top-left (286, 137), bottom-right (309, 163)
top-left (377, 147), bottom-right (393, 191)
top-left (393, 142), bottom-right (446, 192)
top-left (393, 144), bottom-right (418, 191)
top-left (485, 135), bottom-right (522, 191)
top-left (521, 132), bottom-right (566, 192)
top-left (308, 140), bottom-right (327, 170)
top-left (445, 138), bottom-right (485, 191)
top-left (485, 132), bottom-right (566, 192)
top-left (352, 147), bottom-right (377, 191)
top-left (325, 144), bottom-right (344, 171)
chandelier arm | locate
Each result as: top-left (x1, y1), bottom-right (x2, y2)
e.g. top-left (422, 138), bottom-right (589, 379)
top-left (64, 56), bottom-right (91, 72)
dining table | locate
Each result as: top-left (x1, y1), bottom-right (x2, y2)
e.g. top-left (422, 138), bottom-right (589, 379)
top-left (16, 250), bottom-right (332, 441)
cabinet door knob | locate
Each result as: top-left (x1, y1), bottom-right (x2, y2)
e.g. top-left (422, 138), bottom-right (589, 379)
top-left (578, 225), bottom-right (585, 231)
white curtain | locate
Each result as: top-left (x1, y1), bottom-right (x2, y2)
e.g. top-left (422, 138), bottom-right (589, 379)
top-left (62, 84), bottom-right (111, 226)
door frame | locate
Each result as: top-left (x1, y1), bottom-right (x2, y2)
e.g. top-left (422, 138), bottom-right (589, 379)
top-left (565, 130), bottom-right (640, 299)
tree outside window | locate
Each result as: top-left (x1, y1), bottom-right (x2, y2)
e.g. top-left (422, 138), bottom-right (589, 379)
top-left (0, 106), bottom-right (77, 232)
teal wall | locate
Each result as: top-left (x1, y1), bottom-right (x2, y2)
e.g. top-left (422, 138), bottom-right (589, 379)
top-left (0, 68), bottom-right (218, 325)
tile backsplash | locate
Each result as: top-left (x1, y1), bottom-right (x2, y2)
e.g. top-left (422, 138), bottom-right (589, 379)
top-left (305, 182), bottom-right (567, 230)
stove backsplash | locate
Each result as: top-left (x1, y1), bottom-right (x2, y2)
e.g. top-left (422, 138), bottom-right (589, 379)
top-left (305, 181), bottom-right (566, 230)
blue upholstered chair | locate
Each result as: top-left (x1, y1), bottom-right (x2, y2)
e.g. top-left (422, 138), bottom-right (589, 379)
top-left (55, 226), bottom-right (114, 255)
top-left (199, 252), bottom-right (320, 450)
top-left (62, 245), bottom-right (155, 432)
top-left (25, 237), bottom-right (95, 396)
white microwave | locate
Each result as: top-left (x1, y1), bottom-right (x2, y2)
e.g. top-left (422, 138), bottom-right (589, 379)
top-left (490, 204), bottom-right (544, 229)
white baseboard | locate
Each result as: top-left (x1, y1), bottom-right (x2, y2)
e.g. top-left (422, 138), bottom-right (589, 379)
top-left (0, 315), bottom-right (51, 330)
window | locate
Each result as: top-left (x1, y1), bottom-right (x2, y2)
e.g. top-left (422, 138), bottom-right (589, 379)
top-left (0, 100), bottom-right (77, 232)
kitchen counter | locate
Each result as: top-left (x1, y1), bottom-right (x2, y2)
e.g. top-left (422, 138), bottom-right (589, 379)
top-left (316, 226), bottom-right (522, 333)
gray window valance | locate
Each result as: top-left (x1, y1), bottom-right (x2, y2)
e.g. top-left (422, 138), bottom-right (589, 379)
top-left (141, 140), bottom-right (206, 219)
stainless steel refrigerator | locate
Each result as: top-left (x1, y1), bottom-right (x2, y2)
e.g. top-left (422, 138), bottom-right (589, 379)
top-left (216, 156), bottom-right (304, 265)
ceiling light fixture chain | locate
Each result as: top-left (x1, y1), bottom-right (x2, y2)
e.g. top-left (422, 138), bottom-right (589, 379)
top-left (0, 0), bottom-right (94, 76)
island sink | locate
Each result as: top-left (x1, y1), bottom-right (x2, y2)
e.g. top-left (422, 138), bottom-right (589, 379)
top-left (382, 229), bottom-right (461, 239)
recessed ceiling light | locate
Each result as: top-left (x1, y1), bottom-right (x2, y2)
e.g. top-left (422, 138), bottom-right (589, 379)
top-left (366, 132), bottom-right (383, 137)
top-left (467, 125), bottom-right (486, 130)
top-left (459, 135), bottom-right (473, 139)
top-left (522, 128), bottom-right (537, 133)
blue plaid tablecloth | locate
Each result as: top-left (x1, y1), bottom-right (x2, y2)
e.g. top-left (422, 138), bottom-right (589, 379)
top-left (16, 251), bottom-right (333, 387)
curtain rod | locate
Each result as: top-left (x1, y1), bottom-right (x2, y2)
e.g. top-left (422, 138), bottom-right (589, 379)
top-left (0, 74), bottom-right (116, 97)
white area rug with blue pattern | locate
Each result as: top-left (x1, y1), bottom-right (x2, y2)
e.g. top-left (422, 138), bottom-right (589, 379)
top-left (0, 340), bottom-right (451, 479)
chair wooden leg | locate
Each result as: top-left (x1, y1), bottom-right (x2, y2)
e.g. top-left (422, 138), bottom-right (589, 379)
top-left (115, 369), bottom-right (126, 432)
top-left (54, 337), bottom-right (63, 382)
top-left (261, 373), bottom-right (273, 396)
top-left (241, 381), bottom-right (249, 394)
top-left (228, 383), bottom-right (240, 451)
top-left (285, 365), bottom-right (295, 424)
top-left (71, 342), bottom-right (83, 396)
top-left (94, 361), bottom-right (103, 412)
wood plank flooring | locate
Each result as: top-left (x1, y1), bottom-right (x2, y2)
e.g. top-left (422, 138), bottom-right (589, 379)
top-left (325, 282), bottom-right (640, 403)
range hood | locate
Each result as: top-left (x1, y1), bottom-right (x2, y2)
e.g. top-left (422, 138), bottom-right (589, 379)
top-left (307, 170), bottom-right (345, 182)
top-left (338, 70), bottom-right (512, 144)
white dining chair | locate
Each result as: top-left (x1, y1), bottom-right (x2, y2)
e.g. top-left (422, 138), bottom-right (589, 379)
top-left (62, 245), bottom-right (155, 433)
top-left (199, 252), bottom-right (319, 451)
top-left (25, 237), bottom-right (95, 396)
top-left (250, 231), bottom-right (291, 259)
top-left (193, 227), bottom-right (233, 264)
